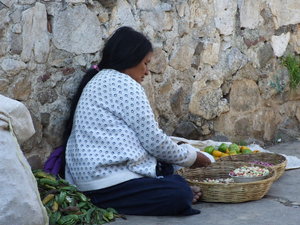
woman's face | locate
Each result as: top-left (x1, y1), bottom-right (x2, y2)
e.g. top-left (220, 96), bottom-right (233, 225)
top-left (123, 52), bottom-right (153, 83)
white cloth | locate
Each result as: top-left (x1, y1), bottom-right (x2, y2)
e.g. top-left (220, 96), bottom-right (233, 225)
top-left (0, 94), bottom-right (35, 143)
top-left (199, 151), bottom-right (216, 163)
top-left (66, 69), bottom-right (197, 191)
top-left (180, 143), bottom-right (216, 163)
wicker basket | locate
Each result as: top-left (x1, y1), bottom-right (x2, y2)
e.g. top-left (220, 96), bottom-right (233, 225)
top-left (177, 162), bottom-right (276, 203)
top-left (219, 152), bottom-right (287, 180)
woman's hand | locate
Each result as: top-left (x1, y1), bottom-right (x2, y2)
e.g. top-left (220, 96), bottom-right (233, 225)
top-left (190, 152), bottom-right (212, 168)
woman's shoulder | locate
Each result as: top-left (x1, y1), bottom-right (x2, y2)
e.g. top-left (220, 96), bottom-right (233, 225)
top-left (99, 69), bottom-right (141, 89)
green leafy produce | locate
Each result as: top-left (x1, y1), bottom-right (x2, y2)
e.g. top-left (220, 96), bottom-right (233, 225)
top-left (33, 170), bottom-right (125, 225)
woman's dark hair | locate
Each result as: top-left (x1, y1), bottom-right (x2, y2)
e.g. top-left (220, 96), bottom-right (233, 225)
top-left (59, 27), bottom-right (153, 177)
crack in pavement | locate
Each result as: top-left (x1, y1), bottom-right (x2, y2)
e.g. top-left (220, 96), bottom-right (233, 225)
top-left (266, 195), bottom-right (300, 208)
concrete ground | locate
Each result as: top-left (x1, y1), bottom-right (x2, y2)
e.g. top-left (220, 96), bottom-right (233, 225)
top-left (110, 141), bottom-right (300, 225)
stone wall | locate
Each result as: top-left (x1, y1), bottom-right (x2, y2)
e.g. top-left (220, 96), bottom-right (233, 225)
top-left (0, 0), bottom-right (299, 164)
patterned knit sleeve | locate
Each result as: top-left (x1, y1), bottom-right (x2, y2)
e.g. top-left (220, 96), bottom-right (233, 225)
top-left (110, 74), bottom-right (197, 167)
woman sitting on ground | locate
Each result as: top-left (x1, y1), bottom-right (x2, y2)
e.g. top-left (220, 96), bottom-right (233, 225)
top-left (63, 26), bottom-right (214, 216)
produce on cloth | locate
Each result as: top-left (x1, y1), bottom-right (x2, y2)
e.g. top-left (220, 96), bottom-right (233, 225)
top-left (202, 143), bottom-right (260, 160)
top-left (33, 170), bottom-right (125, 225)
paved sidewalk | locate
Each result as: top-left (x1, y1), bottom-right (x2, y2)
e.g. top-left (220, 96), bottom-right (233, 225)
top-left (110, 141), bottom-right (300, 225)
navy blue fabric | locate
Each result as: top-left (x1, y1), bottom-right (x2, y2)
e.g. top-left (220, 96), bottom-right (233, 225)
top-left (83, 174), bottom-right (200, 216)
top-left (156, 161), bottom-right (174, 176)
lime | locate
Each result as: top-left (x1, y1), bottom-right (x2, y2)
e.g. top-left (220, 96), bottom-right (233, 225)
top-left (229, 150), bottom-right (237, 155)
top-left (218, 143), bottom-right (228, 153)
top-left (203, 146), bottom-right (215, 154)
top-left (242, 149), bottom-right (252, 154)
top-left (229, 143), bottom-right (240, 153)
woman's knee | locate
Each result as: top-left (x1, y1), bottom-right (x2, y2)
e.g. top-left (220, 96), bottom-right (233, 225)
top-left (163, 175), bottom-right (194, 203)
top-left (174, 184), bottom-right (193, 202)
top-left (163, 184), bottom-right (194, 214)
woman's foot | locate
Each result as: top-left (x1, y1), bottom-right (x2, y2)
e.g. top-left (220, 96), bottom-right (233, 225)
top-left (190, 186), bottom-right (202, 204)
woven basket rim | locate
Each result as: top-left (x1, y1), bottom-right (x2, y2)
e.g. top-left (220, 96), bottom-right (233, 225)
top-left (219, 152), bottom-right (286, 163)
top-left (186, 173), bottom-right (274, 186)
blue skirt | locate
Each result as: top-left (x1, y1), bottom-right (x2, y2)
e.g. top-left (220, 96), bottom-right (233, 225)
top-left (83, 163), bottom-right (200, 216)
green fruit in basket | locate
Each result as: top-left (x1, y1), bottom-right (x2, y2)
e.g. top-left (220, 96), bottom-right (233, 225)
top-left (229, 143), bottom-right (240, 153)
top-left (218, 143), bottom-right (228, 153)
top-left (242, 149), bottom-right (252, 154)
top-left (203, 146), bottom-right (215, 154)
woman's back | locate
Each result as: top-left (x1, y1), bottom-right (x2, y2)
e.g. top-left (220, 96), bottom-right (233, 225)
top-left (66, 69), bottom-right (157, 191)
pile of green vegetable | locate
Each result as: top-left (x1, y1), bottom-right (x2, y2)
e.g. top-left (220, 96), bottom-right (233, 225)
top-left (33, 170), bottom-right (125, 225)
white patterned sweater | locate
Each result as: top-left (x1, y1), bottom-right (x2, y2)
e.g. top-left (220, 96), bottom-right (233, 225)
top-left (65, 69), bottom-right (197, 191)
